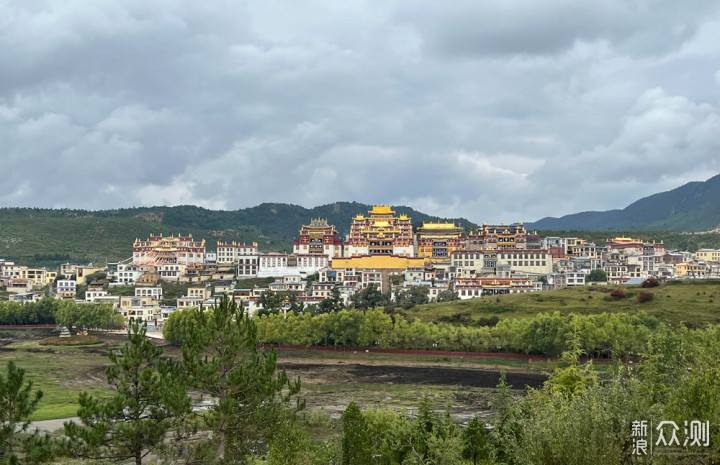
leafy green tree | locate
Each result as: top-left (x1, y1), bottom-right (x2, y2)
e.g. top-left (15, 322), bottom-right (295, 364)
top-left (586, 268), bottom-right (607, 282)
top-left (396, 286), bottom-right (430, 308)
top-left (435, 289), bottom-right (459, 303)
top-left (341, 402), bottom-right (372, 465)
top-left (258, 290), bottom-right (284, 315)
top-left (0, 360), bottom-right (46, 465)
top-left (545, 338), bottom-right (598, 397)
top-left (352, 283), bottom-right (388, 310)
top-left (54, 301), bottom-right (118, 331)
top-left (266, 420), bottom-right (311, 465)
top-left (286, 291), bottom-right (304, 315)
top-left (181, 295), bottom-right (302, 464)
top-left (462, 415), bottom-right (489, 465)
top-left (163, 307), bottom-right (203, 346)
top-left (64, 322), bottom-right (191, 465)
top-left (317, 286), bottom-right (344, 314)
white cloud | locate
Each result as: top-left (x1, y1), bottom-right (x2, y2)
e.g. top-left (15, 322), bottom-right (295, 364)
top-left (1, 0), bottom-right (720, 224)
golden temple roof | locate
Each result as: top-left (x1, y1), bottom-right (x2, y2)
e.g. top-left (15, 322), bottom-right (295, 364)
top-left (369, 205), bottom-right (395, 215)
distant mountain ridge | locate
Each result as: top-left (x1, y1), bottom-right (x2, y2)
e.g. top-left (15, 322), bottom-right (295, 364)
top-left (528, 174), bottom-right (720, 231)
top-left (0, 202), bottom-right (477, 239)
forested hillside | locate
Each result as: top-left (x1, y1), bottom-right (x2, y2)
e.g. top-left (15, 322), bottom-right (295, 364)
top-left (0, 203), bottom-right (476, 266)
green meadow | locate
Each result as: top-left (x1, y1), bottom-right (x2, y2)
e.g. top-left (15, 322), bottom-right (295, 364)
top-left (404, 279), bottom-right (720, 327)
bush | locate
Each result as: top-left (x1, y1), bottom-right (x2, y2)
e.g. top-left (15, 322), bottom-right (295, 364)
top-left (637, 291), bottom-right (654, 303)
top-left (610, 289), bottom-right (626, 300)
top-left (477, 315), bottom-right (500, 327)
top-left (438, 312), bottom-right (472, 324)
top-left (641, 277), bottom-right (659, 288)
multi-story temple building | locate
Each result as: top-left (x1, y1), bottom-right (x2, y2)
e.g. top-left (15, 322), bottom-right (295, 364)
top-left (216, 241), bottom-right (258, 265)
top-left (132, 233), bottom-right (206, 266)
top-left (467, 222), bottom-right (535, 250)
top-left (293, 218), bottom-right (343, 257)
top-left (344, 205), bottom-right (414, 257)
top-left (415, 222), bottom-right (465, 260)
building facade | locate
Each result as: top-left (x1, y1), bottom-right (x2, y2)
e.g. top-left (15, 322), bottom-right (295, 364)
top-left (216, 241), bottom-right (258, 265)
top-left (466, 222), bottom-right (532, 250)
top-left (133, 233), bottom-right (206, 266)
top-left (293, 218), bottom-right (343, 257)
top-left (344, 206), bottom-right (414, 257)
top-left (415, 222), bottom-right (465, 260)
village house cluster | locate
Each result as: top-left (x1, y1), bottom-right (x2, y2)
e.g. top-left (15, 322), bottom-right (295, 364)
top-left (1, 205), bottom-right (718, 326)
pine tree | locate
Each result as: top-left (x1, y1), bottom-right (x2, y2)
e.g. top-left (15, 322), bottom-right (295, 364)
top-left (182, 295), bottom-right (302, 464)
top-left (64, 321), bottom-right (191, 465)
top-left (0, 360), bottom-right (44, 464)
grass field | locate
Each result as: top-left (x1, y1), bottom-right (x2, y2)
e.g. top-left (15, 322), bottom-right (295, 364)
top-left (404, 280), bottom-right (720, 327)
top-left (0, 348), bottom-right (113, 420)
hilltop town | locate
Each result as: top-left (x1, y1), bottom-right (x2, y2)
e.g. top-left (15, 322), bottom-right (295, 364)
top-left (1, 205), bottom-right (717, 328)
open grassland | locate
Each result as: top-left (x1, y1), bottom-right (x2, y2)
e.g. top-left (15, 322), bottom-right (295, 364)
top-left (404, 280), bottom-right (720, 327)
top-left (0, 348), bottom-right (113, 420)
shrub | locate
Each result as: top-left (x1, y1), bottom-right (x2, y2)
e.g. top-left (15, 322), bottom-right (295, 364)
top-left (637, 291), bottom-right (654, 303)
top-left (477, 315), bottom-right (500, 327)
top-left (641, 277), bottom-right (660, 288)
top-left (610, 289), bottom-right (626, 300)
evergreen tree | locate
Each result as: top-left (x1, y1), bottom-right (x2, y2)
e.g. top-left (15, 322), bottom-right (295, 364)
top-left (182, 295), bottom-right (302, 464)
top-left (0, 360), bottom-right (45, 465)
top-left (341, 402), bottom-right (372, 465)
top-left (64, 321), bottom-right (191, 465)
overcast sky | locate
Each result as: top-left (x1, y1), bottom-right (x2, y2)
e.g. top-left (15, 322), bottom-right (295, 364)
top-left (2, 0), bottom-right (720, 223)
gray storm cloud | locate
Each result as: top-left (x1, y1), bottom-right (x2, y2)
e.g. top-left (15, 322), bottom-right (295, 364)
top-left (1, 0), bottom-right (720, 223)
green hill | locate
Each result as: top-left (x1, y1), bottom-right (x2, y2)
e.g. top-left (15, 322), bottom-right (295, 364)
top-left (0, 203), bottom-right (476, 267)
top-left (529, 173), bottom-right (720, 231)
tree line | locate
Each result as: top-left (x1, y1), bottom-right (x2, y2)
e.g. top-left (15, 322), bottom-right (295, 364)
top-left (0, 298), bottom-right (123, 330)
top-left (167, 308), bottom-right (661, 358)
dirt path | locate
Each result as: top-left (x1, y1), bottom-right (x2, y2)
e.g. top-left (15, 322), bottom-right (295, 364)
top-left (29, 417), bottom-right (78, 434)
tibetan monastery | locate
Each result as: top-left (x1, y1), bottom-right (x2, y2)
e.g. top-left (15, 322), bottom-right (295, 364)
top-left (415, 222), bottom-right (465, 260)
top-left (132, 233), bottom-right (206, 266)
top-left (467, 222), bottom-right (529, 250)
top-left (344, 205), bottom-right (414, 257)
top-left (293, 218), bottom-right (343, 257)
